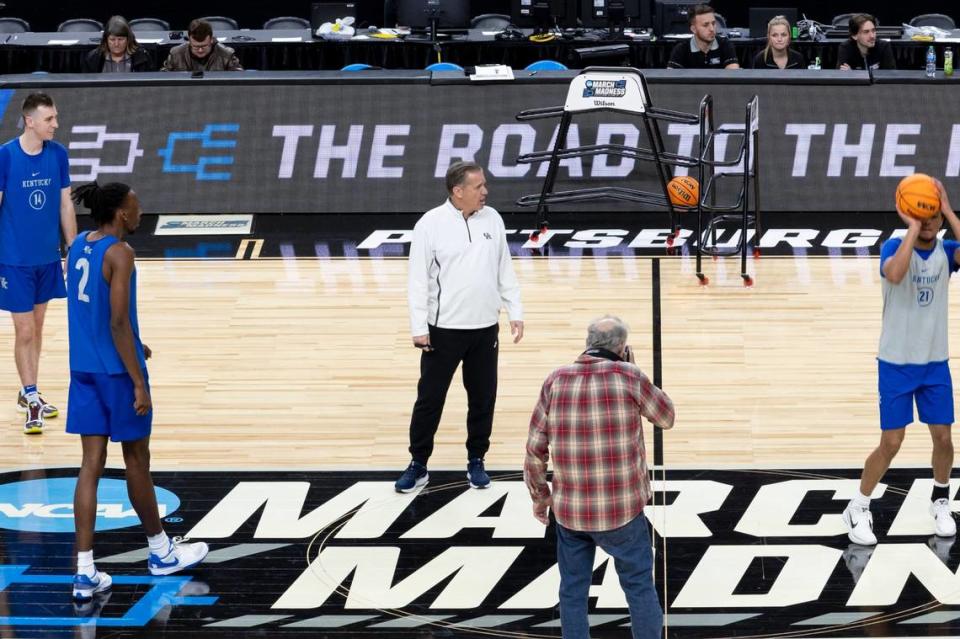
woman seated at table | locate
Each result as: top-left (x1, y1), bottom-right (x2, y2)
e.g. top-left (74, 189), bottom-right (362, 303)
top-left (81, 16), bottom-right (154, 72)
top-left (751, 16), bottom-right (805, 69)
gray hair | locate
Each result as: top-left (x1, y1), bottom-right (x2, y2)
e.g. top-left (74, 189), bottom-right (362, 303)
top-left (585, 315), bottom-right (629, 352)
top-left (445, 161), bottom-right (483, 194)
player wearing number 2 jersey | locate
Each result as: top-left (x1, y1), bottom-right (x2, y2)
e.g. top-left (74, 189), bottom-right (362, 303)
top-left (65, 181), bottom-right (207, 604)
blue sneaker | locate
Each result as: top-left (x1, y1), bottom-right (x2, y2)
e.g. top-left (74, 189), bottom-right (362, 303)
top-left (148, 537), bottom-right (210, 576)
top-left (72, 570), bottom-right (112, 602)
top-left (467, 458), bottom-right (491, 489)
top-left (395, 461), bottom-right (429, 493)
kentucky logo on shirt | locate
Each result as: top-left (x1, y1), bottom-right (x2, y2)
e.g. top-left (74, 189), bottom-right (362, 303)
top-left (0, 277), bottom-right (7, 290)
top-left (912, 272), bottom-right (941, 286)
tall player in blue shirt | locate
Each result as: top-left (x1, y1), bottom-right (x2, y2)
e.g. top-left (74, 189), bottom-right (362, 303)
top-left (844, 178), bottom-right (960, 546)
top-left (0, 93), bottom-right (77, 434)
top-left (66, 181), bottom-right (208, 603)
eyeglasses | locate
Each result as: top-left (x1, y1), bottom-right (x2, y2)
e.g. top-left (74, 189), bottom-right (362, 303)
top-left (189, 40), bottom-right (212, 51)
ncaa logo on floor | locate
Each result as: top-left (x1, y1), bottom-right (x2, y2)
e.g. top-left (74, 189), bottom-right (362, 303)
top-left (0, 478), bottom-right (180, 533)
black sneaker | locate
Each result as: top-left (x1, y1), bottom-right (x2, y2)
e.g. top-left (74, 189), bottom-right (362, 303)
top-left (467, 458), bottom-right (490, 489)
top-left (395, 461), bottom-right (429, 493)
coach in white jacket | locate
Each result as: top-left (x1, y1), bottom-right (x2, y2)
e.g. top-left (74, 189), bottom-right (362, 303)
top-left (395, 161), bottom-right (524, 493)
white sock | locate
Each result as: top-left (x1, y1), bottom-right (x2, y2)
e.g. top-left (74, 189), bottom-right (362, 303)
top-left (852, 491), bottom-right (872, 510)
top-left (22, 387), bottom-right (39, 403)
top-left (77, 550), bottom-right (96, 578)
top-left (147, 531), bottom-right (171, 556)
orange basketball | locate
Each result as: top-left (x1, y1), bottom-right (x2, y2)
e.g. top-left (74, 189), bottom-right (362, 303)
top-left (896, 173), bottom-right (940, 219)
top-left (667, 176), bottom-right (699, 208)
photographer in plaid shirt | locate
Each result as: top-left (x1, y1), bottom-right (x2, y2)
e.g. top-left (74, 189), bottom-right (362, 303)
top-left (524, 315), bottom-right (675, 639)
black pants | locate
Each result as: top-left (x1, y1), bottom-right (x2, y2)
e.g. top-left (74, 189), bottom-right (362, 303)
top-left (408, 324), bottom-right (499, 465)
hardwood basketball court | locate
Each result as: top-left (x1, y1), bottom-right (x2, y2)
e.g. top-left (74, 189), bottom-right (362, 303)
top-left (0, 254), bottom-right (945, 470)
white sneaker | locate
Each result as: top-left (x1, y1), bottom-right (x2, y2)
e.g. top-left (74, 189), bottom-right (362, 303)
top-left (930, 498), bottom-right (957, 537)
top-left (147, 537), bottom-right (209, 576)
top-left (842, 503), bottom-right (877, 546)
top-left (72, 570), bottom-right (112, 602)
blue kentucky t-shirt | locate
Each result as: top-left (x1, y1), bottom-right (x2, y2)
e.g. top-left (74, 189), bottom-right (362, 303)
top-left (0, 138), bottom-right (71, 266)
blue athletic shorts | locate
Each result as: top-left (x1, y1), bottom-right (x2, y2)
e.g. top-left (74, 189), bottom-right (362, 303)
top-left (66, 369), bottom-right (152, 442)
top-left (878, 359), bottom-right (954, 430)
top-left (0, 262), bottom-right (67, 313)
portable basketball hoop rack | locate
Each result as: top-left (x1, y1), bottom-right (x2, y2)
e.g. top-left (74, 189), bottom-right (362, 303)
top-left (514, 66), bottom-right (762, 285)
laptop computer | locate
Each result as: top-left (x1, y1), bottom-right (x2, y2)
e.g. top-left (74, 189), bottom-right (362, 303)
top-left (311, 2), bottom-right (356, 32)
top-left (748, 7), bottom-right (798, 39)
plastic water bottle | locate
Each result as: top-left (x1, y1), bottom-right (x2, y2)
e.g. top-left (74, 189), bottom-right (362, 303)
top-left (926, 45), bottom-right (936, 77)
top-left (946, 47), bottom-right (954, 76)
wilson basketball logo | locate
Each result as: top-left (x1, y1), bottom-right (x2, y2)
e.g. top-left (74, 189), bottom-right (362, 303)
top-left (667, 176), bottom-right (699, 207)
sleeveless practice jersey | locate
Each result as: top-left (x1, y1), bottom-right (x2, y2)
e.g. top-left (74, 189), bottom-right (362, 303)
top-left (67, 231), bottom-right (146, 374)
top-left (0, 139), bottom-right (71, 266)
top-left (879, 238), bottom-right (959, 365)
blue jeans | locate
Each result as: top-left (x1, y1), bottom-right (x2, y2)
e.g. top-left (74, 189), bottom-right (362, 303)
top-left (556, 513), bottom-right (662, 639)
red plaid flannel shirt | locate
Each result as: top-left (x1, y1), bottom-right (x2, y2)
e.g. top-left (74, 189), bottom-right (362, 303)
top-left (524, 353), bottom-right (675, 532)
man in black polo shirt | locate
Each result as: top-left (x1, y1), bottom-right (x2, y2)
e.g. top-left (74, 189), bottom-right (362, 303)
top-left (838, 13), bottom-right (896, 70)
top-left (667, 4), bottom-right (740, 69)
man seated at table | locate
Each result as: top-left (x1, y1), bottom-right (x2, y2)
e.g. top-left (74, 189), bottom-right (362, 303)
top-left (161, 18), bottom-right (243, 72)
top-left (838, 13), bottom-right (895, 70)
top-left (667, 4), bottom-right (739, 69)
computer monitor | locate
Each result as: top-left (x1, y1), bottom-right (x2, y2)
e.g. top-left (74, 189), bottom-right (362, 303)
top-left (653, 0), bottom-right (698, 37)
top-left (748, 7), bottom-right (798, 39)
top-left (511, 0), bottom-right (577, 30)
top-left (397, 0), bottom-right (471, 30)
top-left (580, 0), bottom-right (649, 30)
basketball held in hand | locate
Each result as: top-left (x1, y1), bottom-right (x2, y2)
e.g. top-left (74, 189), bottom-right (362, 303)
top-left (896, 173), bottom-right (940, 219)
top-left (667, 176), bottom-right (699, 208)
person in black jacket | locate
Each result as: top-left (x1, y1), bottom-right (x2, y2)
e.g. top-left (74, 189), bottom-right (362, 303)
top-left (752, 15), bottom-right (805, 69)
top-left (838, 13), bottom-right (895, 70)
top-left (81, 16), bottom-right (154, 73)
top-left (667, 4), bottom-right (739, 69)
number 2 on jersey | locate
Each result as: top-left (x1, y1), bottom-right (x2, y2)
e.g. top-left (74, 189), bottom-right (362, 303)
top-left (75, 257), bottom-right (90, 303)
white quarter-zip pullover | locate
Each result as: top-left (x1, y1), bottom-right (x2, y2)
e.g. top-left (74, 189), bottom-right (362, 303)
top-left (408, 199), bottom-right (523, 335)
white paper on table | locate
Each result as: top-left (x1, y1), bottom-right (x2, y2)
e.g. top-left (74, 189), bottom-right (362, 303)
top-left (470, 64), bottom-right (515, 81)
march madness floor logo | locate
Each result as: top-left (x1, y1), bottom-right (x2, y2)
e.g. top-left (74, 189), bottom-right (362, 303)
top-left (0, 467), bottom-right (959, 638)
